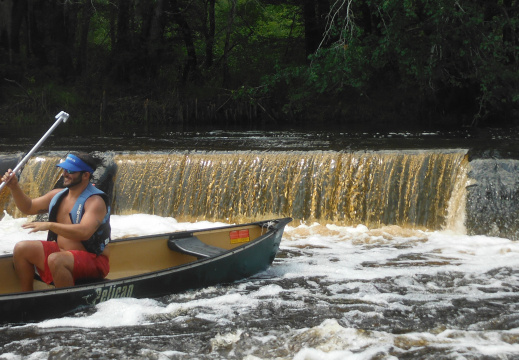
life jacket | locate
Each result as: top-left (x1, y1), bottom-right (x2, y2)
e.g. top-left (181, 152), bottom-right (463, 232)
top-left (47, 184), bottom-right (111, 255)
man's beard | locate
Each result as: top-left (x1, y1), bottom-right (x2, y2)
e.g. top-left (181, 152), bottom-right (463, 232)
top-left (65, 174), bottom-right (83, 188)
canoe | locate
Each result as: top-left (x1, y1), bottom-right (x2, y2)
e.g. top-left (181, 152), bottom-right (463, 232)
top-left (0, 217), bottom-right (292, 324)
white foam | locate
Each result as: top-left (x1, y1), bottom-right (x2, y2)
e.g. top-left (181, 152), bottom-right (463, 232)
top-left (2, 213), bottom-right (519, 358)
top-left (38, 298), bottom-right (165, 328)
top-left (0, 211), bottom-right (46, 254)
top-left (0, 353), bottom-right (22, 360)
top-left (289, 319), bottom-right (519, 360)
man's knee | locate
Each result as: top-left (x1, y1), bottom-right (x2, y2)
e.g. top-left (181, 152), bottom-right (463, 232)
top-left (47, 251), bottom-right (73, 273)
top-left (13, 240), bottom-right (42, 261)
top-left (13, 240), bottom-right (31, 255)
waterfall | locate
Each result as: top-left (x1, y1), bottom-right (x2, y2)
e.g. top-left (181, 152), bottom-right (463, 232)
top-left (1, 150), bottom-right (469, 231)
top-left (111, 151), bottom-right (468, 229)
top-left (1, 156), bottom-right (62, 219)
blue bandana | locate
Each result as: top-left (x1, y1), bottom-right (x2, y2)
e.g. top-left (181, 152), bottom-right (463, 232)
top-left (56, 154), bottom-right (94, 173)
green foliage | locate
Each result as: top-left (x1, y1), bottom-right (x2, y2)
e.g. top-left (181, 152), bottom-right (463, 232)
top-left (211, 1), bottom-right (305, 87)
top-left (45, 83), bottom-right (80, 108)
top-left (2, 0), bottom-right (518, 132)
top-left (255, 0), bottom-right (519, 128)
top-left (90, 9), bottom-right (112, 50)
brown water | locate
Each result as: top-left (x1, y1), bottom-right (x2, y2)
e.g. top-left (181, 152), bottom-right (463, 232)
top-left (110, 151), bottom-right (468, 229)
top-left (1, 150), bottom-right (468, 232)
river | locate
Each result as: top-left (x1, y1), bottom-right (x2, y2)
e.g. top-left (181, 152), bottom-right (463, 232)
top-left (0, 129), bottom-right (518, 359)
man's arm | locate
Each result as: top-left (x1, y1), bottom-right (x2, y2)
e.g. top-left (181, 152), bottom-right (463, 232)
top-left (23, 195), bottom-right (107, 241)
top-left (2, 169), bottom-right (61, 215)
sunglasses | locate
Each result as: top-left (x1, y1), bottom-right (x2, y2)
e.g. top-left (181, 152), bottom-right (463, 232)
top-left (63, 169), bottom-right (85, 175)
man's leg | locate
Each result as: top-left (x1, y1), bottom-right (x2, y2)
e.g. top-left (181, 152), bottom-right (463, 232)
top-left (47, 251), bottom-right (75, 288)
top-left (13, 241), bottom-right (46, 292)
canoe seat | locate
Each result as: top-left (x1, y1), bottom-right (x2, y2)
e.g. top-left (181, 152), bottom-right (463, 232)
top-left (168, 236), bottom-right (227, 259)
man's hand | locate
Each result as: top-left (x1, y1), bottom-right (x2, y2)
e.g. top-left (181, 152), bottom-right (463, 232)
top-left (22, 221), bottom-right (52, 233)
top-left (1, 169), bottom-right (18, 188)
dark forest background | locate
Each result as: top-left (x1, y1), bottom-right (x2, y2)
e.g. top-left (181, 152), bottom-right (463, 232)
top-left (0, 0), bottom-right (518, 136)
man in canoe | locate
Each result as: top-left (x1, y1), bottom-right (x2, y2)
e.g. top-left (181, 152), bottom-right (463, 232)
top-left (1, 153), bottom-right (111, 291)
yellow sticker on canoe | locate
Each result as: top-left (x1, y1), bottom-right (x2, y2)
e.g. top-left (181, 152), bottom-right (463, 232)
top-left (230, 229), bottom-right (250, 244)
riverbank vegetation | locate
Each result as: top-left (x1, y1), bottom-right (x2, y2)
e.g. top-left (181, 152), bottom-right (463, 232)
top-left (0, 0), bottom-right (518, 135)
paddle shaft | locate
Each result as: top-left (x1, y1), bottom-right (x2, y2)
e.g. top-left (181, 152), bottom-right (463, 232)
top-left (0, 111), bottom-right (70, 192)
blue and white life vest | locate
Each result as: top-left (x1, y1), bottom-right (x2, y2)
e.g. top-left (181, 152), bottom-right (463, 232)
top-left (47, 184), bottom-right (111, 255)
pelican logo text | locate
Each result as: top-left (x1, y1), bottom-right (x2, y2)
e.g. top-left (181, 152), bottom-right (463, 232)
top-left (90, 284), bottom-right (134, 305)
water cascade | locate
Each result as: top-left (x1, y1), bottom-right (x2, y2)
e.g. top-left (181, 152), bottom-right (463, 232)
top-left (1, 150), bottom-right (470, 231)
top-left (112, 151), bottom-right (468, 230)
top-left (1, 156), bottom-right (62, 219)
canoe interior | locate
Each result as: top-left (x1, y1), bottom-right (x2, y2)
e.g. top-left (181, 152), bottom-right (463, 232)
top-left (0, 223), bottom-right (268, 295)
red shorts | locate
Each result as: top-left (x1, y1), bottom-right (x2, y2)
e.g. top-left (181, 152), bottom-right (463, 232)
top-left (36, 241), bottom-right (110, 285)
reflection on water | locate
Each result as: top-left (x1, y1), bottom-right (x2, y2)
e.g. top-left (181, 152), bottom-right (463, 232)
top-left (0, 128), bottom-right (518, 153)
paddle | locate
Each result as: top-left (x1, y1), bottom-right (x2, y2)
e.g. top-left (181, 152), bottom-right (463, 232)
top-left (0, 111), bottom-right (70, 192)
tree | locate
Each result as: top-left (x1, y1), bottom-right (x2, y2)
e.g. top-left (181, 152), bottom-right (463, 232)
top-left (3, 0), bottom-right (516, 133)
top-left (171, 0), bottom-right (199, 84)
top-left (303, 0), bottom-right (329, 56)
top-left (259, 0), bottom-right (519, 128)
top-left (203, 0), bottom-right (216, 69)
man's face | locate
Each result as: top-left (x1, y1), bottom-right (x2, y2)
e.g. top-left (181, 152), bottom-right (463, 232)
top-left (62, 170), bottom-right (85, 188)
